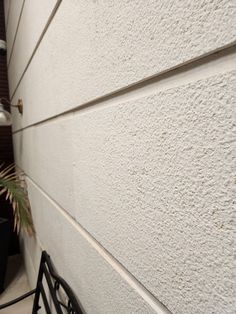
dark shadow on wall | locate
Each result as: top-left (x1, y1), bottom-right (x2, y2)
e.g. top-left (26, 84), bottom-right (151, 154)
top-left (0, 0), bottom-right (19, 255)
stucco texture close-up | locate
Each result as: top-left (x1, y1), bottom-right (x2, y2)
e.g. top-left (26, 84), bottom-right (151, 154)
top-left (1, 0), bottom-right (236, 313)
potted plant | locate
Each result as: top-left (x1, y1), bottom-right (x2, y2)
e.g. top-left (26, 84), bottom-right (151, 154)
top-left (0, 163), bottom-right (34, 292)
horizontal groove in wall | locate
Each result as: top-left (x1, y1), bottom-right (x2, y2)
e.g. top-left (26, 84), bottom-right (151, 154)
top-left (9, 0), bottom-right (62, 100)
top-left (7, 0), bottom-right (25, 67)
top-left (23, 173), bottom-right (171, 314)
top-left (13, 45), bottom-right (236, 135)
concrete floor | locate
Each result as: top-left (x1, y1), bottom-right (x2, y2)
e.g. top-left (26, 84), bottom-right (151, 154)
top-left (0, 255), bottom-right (33, 314)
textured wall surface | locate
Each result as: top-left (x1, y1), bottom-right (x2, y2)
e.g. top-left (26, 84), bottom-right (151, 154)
top-left (24, 179), bottom-right (157, 314)
top-left (4, 0), bottom-right (236, 313)
top-left (10, 0), bottom-right (236, 130)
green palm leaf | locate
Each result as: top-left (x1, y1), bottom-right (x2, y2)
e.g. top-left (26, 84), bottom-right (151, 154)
top-left (0, 163), bottom-right (34, 235)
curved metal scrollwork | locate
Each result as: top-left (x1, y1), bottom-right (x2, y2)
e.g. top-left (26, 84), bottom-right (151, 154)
top-left (32, 251), bottom-right (83, 314)
top-left (0, 251), bottom-right (83, 313)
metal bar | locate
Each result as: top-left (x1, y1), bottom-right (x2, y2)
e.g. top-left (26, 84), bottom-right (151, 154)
top-left (42, 264), bottom-right (63, 314)
top-left (0, 289), bottom-right (36, 309)
top-left (42, 252), bottom-right (83, 314)
top-left (32, 254), bottom-right (45, 314)
top-left (1, 250), bottom-right (83, 313)
top-left (38, 282), bottom-right (51, 314)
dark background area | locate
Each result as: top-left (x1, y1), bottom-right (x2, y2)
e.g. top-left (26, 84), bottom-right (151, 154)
top-left (0, 0), bottom-right (19, 255)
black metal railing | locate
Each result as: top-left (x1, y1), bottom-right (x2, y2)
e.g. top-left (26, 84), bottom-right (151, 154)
top-left (0, 251), bottom-right (83, 314)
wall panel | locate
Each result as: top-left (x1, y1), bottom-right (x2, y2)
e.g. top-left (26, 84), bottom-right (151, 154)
top-left (8, 1), bottom-right (236, 313)
top-left (7, 0), bottom-right (58, 96)
top-left (5, 0), bottom-right (24, 63)
top-left (25, 178), bottom-right (161, 314)
top-left (13, 115), bottom-right (75, 217)
top-left (13, 68), bottom-right (236, 314)
top-left (71, 70), bottom-right (236, 314)
top-left (11, 0), bottom-right (236, 131)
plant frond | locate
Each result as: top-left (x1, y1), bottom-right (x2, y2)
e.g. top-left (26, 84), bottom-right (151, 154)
top-left (0, 163), bottom-right (34, 235)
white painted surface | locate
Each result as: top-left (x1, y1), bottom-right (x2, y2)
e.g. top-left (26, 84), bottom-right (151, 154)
top-left (5, 0), bottom-right (24, 64)
top-left (19, 231), bottom-right (42, 289)
top-left (26, 178), bottom-right (161, 314)
top-left (6, 0), bottom-right (236, 313)
top-left (71, 70), bottom-right (236, 314)
top-left (13, 68), bottom-right (236, 314)
top-left (7, 0), bottom-right (58, 96)
top-left (13, 115), bottom-right (75, 217)
top-left (10, 0), bottom-right (236, 130)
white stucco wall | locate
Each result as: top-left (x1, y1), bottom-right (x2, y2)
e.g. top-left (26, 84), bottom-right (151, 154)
top-left (4, 1), bottom-right (236, 313)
